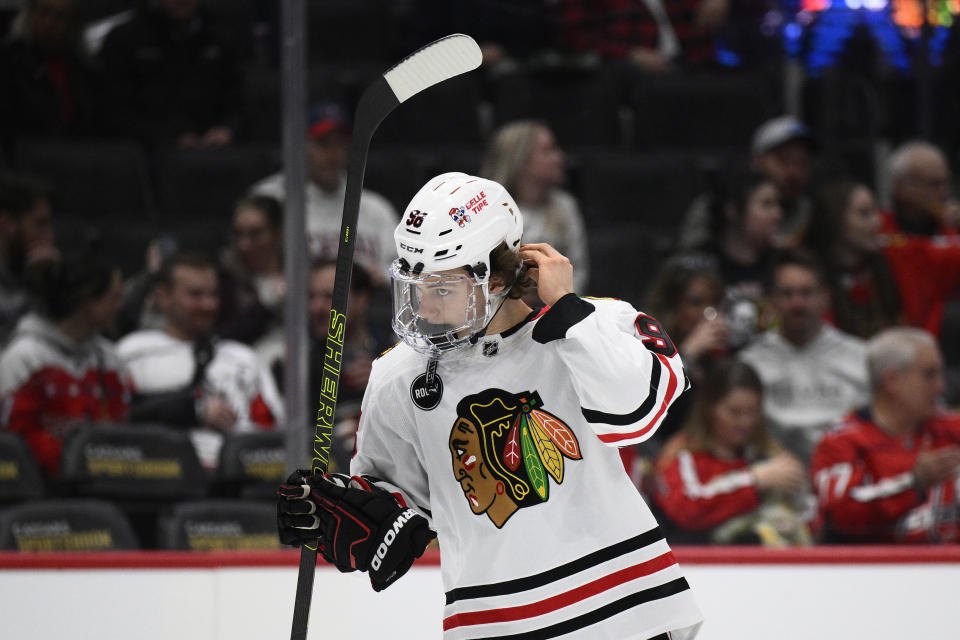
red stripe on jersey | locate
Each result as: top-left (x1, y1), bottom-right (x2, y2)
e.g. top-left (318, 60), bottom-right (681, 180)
top-left (597, 353), bottom-right (679, 444)
top-left (442, 550), bottom-right (677, 630)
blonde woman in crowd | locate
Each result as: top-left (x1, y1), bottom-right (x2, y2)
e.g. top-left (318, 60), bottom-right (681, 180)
top-left (481, 119), bottom-right (590, 300)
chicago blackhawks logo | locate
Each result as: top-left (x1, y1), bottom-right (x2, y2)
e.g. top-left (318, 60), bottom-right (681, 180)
top-left (448, 389), bottom-right (581, 528)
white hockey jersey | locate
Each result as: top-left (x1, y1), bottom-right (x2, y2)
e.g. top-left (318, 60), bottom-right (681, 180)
top-left (353, 295), bottom-right (703, 639)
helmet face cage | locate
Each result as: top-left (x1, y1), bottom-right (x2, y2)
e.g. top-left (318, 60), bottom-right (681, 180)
top-left (389, 260), bottom-right (507, 358)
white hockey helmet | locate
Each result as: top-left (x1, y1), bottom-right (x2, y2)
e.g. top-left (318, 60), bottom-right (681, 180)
top-left (390, 172), bottom-right (524, 357)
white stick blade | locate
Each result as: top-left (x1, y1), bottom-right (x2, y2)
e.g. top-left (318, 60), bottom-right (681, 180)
top-left (383, 34), bottom-right (482, 104)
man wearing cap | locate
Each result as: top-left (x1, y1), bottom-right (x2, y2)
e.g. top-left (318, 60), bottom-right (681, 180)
top-left (679, 115), bottom-right (817, 250)
top-left (249, 103), bottom-right (398, 282)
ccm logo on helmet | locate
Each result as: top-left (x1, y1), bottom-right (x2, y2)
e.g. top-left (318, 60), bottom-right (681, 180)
top-left (399, 242), bottom-right (424, 254)
top-left (370, 508), bottom-right (418, 571)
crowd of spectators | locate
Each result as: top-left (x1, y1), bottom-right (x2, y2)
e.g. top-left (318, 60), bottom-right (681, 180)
top-left (1, 0), bottom-right (960, 550)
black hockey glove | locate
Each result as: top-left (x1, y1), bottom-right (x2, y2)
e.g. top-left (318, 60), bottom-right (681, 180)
top-left (277, 470), bottom-right (435, 591)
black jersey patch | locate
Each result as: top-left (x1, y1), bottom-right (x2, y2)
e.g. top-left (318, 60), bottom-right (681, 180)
top-left (410, 371), bottom-right (443, 410)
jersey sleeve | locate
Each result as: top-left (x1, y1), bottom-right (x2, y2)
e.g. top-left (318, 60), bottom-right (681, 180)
top-left (0, 350), bottom-right (59, 475)
top-left (532, 295), bottom-right (688, 447)
top-left (653, 451), bottom-right (760, 531)
top-left (349, 362), bottom-right (433, 523)
top-left (811, 431), bottom-right (921, 540)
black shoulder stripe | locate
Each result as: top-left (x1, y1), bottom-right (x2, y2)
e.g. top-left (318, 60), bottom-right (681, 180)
top-left (444, 527), bottom-right (664, 605)
top-left (580, 355), bottom-right (662, 426)
top-left (472, 578), bottom-right (691, 640)
top-left (532, 294), bottom-right (595, 344)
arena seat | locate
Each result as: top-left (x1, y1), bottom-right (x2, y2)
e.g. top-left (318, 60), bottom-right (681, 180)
top-left (306, 0), bottom-right (395, 65)
top-left (491, 65), bottom-right (624, 149)
top-left (0, 498), bottom-right (139, 551)
top-left (375, 72), bottom-right (487, 147)
top-left (59, 423), bottom-right (207, 500)
top-left (58, 423), bottom-right (208, 548)
top-left (629, 71), bottom-right (778, 151)
top-left (0, 432), bottom-right (44, 504)
top-left (12, 138), bottom-right (155, 217)
top-left (365, 146), bottom-right (436, 213)
top-left (158, 499), bottom-right (279, 551)
top-left (213, 431), bottom-right (286, 500)
top-left (153, 145), bottom-right (281, 219)
top-left (575, 149), bottom-right (724, 234)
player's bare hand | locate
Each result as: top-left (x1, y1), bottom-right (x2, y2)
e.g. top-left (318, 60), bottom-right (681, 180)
top-left (913, 446), bottom-right (960, 489)
top-left (752, 452), bottom-right (806, 494)
top-left (518, 243), bottom-right (574, 306)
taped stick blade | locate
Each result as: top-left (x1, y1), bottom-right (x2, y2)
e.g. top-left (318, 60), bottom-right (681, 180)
top-left (383, 34), bottom-right (482, 104)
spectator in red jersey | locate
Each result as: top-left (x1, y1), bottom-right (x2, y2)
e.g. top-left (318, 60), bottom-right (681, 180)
top-left (0, 249), bottom-right (131, 477)
top-left (116, 251), bottom-right (283, 469)
top-left (804, 180), bottom-right (901, 339)
top-left (811, 327), bottom-right (960, 543)
top-left (557, 0), bottom-right (726, 72)
top-left (879, 141), bottom-right (960, 337)
top-left (652, 359), bottom-right (811, 545)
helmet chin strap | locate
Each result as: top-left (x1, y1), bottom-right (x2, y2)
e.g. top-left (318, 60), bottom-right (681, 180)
top-left (468, 285), bottom-right (512, 346)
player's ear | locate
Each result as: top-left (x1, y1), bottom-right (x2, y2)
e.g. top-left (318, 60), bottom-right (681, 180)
top-left (489, 277), bottom-right (506, 295)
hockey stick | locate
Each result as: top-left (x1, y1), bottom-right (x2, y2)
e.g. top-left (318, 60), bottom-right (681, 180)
top-left (289, 34), bottom-right (482, 640)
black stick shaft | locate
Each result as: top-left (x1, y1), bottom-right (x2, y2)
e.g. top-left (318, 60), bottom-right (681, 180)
top-left (289, 77), bottom-right (398, 640)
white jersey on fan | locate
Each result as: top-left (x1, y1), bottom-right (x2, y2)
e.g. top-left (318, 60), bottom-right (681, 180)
top-left (250, 171), bottom-right (398, 281)
top-left (352, 295), bottom-right (702, 640)
top-left (116, 330), bottom-right (284, 466)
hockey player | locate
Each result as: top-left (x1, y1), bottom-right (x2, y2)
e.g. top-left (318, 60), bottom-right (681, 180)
top-left (278, 173), bottom-right (703, 639)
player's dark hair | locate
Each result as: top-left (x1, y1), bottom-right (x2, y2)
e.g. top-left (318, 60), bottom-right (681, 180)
top-left (234, 194), bottom-right (283, 231)
top-left (26, 250), bottom-right (118, 322)
top-left (489, 242), bottom-right (535, 300)
top-left (683, 359), bottom-right (774, 460)
top-left (156, 250), bottom-right (218, 288)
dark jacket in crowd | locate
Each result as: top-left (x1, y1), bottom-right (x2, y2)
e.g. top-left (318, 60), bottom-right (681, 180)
top-left (98, 7), bottom-right (243, 147)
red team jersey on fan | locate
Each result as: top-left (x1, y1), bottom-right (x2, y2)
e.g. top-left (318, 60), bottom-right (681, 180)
top-left (811, 410), bottom-right (960, 543)
top-left (0, 314), bottom-right (133, 475)
top-left (654, 449), bottom-right (761, 532)
top-left (879, 211), bottom-right (960, 336)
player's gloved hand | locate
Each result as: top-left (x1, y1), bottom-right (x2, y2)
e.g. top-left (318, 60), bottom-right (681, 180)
top-left (277, 469), bottom-right (342, 571)
top-left (277, 470), bottom-right (436, 591)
